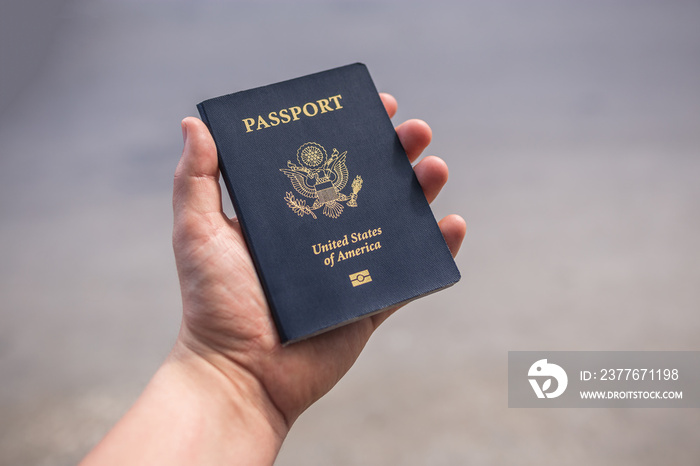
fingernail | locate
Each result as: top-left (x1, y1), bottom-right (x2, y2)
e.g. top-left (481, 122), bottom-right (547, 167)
top-left (181, 120), bottom-right (188, 146)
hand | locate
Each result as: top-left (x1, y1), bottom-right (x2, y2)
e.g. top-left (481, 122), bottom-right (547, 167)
top-left (82, 94), bottom-right (466, 465)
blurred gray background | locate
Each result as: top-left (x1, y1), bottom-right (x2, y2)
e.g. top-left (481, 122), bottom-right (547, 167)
top-left (1, 0), bottom-right (699, 464)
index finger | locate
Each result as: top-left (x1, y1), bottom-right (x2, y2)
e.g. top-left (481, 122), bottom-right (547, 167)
top-left (380, 93), bottom-right (397, 118)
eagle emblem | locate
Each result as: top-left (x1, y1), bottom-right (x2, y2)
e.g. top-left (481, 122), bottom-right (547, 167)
top-left (280, 142), bottom-right (363, 219)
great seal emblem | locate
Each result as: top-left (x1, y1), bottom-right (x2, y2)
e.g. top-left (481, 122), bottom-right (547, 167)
top-left (280, 142), bottom-right (363, 219)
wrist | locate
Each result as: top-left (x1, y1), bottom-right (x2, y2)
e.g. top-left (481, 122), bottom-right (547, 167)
top-left (165, 339), bottom-right (289, 463)
top-left (82, 339), bottom-right (287, 466)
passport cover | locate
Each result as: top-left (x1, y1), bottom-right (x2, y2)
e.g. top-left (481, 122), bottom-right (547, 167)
top-left (197, 63), bottom-right (460, 344)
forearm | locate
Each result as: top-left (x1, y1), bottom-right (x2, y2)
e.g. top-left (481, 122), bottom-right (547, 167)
top-left (81, 341), bottom-right (287, 466)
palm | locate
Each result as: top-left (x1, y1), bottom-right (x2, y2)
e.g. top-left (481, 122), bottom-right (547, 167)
top-left (173, 94), bottom-right (465, 426)
top-left (174, 209), bottom-right (378, 425)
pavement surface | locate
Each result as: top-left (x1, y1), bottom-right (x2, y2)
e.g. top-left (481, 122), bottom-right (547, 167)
top-left (1, 1), bottom-right (699, 464)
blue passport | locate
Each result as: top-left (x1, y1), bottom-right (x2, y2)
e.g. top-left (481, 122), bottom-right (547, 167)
top-left (197, 63), bottom-right (460, 344)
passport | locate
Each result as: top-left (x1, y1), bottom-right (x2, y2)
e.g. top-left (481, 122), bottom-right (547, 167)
top-left (197, 63), bottom-right (460, 344)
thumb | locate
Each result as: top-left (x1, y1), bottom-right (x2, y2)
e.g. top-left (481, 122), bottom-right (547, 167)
top-left (173, 117), bottom-right (224, 222)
